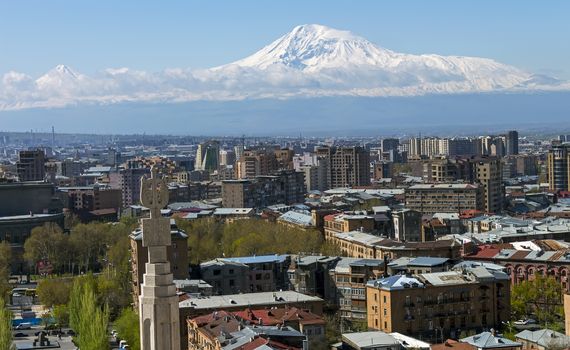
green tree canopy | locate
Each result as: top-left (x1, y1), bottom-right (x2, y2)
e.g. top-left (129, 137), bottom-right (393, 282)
top-left (0, 298), bottom-right (14, 350)
top-left (177, 218), bottom-right (328, 264)
top-left (511, 274), bottom-right (563, 327)
top-left (114, 308), bottom-right (140, 350)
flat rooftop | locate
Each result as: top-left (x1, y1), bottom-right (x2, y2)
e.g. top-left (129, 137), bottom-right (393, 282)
top-left (179, 291), bottom-right (322, 310)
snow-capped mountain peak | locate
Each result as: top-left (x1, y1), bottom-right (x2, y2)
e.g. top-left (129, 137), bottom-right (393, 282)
top-left (227, 23), bottom-right (396, 71)
top-left (0, 24), bottom-right (568, 112)
top-left (34, 64), bottom-right (88, 94)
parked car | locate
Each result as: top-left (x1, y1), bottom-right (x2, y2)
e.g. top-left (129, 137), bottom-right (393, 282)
top-left (14, 332), bottom-right (27, 337)
top-left (514, 319), bottom-right (537, 325)
top-left (15, 323), bottom-right (32, 330)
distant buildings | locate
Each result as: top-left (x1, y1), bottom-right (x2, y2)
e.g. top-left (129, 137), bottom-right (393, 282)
top-left (119, 161), bottom-right (149, 207)
top-left (195, 140), bottom-right (220, 172)
top-left (316, 146), bottom-right (370, 188)
top-left (547, 143), bottom-right (570, 192)
top-left (222, 170), bottom-right (305, 208)
top-left (235, 147), bottom-right (294, 179)
top-left (17, 149), bottom-right (46, 182)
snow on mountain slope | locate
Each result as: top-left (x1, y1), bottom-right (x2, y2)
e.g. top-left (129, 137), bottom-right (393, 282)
top-left (219, 24), bottom-right (531, 91)
top-left (0, 24), bottom-right (568, 111)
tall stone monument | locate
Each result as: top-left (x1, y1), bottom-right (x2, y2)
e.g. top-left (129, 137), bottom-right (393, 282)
top-left (139, 166), bottom-right (181, 350)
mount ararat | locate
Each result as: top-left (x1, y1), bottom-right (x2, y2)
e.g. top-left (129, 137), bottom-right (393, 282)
top-left (1, 24), bottom-right (568, 112)
top-left (1, 24), bottom-right (569, 135)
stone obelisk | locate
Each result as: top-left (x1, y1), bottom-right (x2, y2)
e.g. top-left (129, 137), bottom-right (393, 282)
top-left (139, 166), bottom-right (181, 350)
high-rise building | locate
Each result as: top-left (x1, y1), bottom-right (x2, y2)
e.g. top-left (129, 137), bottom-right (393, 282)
top-left (381, 138), bottom-right (400, 153)
top-left (195, 140), bottom-right (220, 172)
top-left (222, 170), bottom-right (305, 208)
top-left (119, 161), bottom-right (150, 207)
top-left (300, 162), bottom-right (328, 192)
top-left (547, 144), bottom-right (570, 192)
top-left (17, 149), bottom-right (46, 182)
top-left (219, 149), bottom-right (236, 166)
top-left (474, 157), bottom-right (504, 213)
top-left (506, 130), bottom-right (519, 156)
top-left (316, 146), bottom-right (370, 188)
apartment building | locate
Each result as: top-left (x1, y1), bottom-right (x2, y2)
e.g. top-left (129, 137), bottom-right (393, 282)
top-left (331, 258), bottom-right (385, 320)
top-left (222, 170), bottom-right (305, 208)
top-left (17, 149), bottom-right (46, 182)
top-left (324, 212), bottom-right (376, 240)
top-left (547, 143), bottom-right (570, 192)
top-left (366, 266), bottom-right (511, 342)
top-left (405, 184), bottom-right (484, 215)
top-left (316, 146), bottom-right (370, 188)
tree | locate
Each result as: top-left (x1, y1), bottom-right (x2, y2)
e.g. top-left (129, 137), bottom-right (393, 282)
top-left (0, 298), bottom-right (14, 350)
top-left (69, 277), bottom-right (109, 350)
top-left (511, 274), bottom-right (563, 327)
top-left (53, 304), bottom-right (69, 327)
top-left (178, 218), bottom-right (328, 264)
top-left (36, 278), bottom-right (72, 307)
top-left (0, 242), bottom-right (11, 300)
top-left (114, 308), bottom-right (140, 350)
top-left (23, 222), bottom-right (67, 273)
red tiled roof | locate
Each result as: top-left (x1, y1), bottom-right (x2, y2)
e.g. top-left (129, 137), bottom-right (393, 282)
top-left (469, 244), bottom-right (512, 259)
top-left (432, 339), bottom-right (475, 350)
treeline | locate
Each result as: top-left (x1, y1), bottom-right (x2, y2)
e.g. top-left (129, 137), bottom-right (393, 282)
top-left (176, 218), bottom-right (340, 264)
top-left (23, 218), bottom-right (137, 275)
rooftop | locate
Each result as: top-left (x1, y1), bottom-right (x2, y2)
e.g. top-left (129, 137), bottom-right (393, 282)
top-left (461, 332), bottom-right (521, 349)
top-left (342, 331), bottom-right (399, 350)
top-left (179, 291), bottom-right (322, 310)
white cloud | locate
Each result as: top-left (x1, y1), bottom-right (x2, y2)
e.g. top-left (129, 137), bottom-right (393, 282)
top-left (1, 23), bottom-right (569, 111)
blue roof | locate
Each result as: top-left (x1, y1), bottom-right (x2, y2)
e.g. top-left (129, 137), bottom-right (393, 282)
top-left (223, 254), bottom-right (288, 264)
top-left (409, 257), bottom-right (449, 267)
top-left (367, 275), bottom-right (424, 290)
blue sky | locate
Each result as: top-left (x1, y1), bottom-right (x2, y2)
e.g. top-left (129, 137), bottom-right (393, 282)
top-left (1, 0), bottom-right (569, 78)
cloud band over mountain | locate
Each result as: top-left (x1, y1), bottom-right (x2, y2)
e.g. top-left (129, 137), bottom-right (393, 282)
top-left (1, 24), bottom-right (568, 111)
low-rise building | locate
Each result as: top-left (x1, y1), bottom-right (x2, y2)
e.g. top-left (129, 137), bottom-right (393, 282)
top-left (179, 291), bottom-right (324, 350)
top-left (516, 329), bottom-right (570, 350)
top-left (461, 332), bottom-right (522, 350)
top-left (335, 331), bottom-right (430, 350)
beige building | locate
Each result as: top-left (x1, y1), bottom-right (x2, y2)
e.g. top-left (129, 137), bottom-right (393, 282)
top-left (474, 158), bottom-right (504, 213)
top-left (324, 212), bottom-right (376, 240)
top-left (405, 184), bottom-right (484, 215)
top-left (366, 266), bottom-right (511, 342)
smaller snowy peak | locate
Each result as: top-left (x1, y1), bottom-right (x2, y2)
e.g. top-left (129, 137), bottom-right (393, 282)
top-left (35, 64), bottom-right (85, 90)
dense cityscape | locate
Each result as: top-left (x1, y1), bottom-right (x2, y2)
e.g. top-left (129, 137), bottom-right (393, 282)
top-left (2, 127), bottom-right (570, 350)
top-left (2, 1), bottom-right (570, 350)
